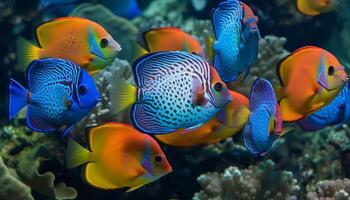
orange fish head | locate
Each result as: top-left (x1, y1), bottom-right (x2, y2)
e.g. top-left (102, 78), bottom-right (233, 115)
top-left (317, 53), bottom-right (347, 91)
top-left (206, 66), bottom-right (232, 108)
top-left (141, 137), bottom-right (172, 180)
top-left (87, 25), bottom-right (121, 71)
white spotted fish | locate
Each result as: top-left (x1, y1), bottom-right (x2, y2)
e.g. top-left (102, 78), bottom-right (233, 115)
top-left (110, 51), bottom-right (232, 135)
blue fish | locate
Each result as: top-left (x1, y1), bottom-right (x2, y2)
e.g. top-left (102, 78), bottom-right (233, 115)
top-left (298, 82), bottom-right (350, 131)
top-left (9, 58), bottom-right (101, 136)
top-left (100, 0), bottom-right (141, 19)
top-left (110, 51), bottom-right (232, 135)
top-left (243, 79), bottom-right (282, 156)
top-left (211, 0), bottom-right (259, 83)
top-left (40, 0), bottom-right (82, 17)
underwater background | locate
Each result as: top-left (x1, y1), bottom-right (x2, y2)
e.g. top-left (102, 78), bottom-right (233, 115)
top-left (1, 0), bottom-right (350, 199)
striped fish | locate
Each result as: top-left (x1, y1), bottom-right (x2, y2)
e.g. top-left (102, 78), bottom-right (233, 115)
top-left (243, 79), bottom-right (282, 156)
top-left (9, 58), bottom-right (101, 136)
top-left (298, 82), bottom-right (350, 131)
top-left (211, 0), bottom-right (259, 82)
top-left (110, 51), bottom-right (232, 135)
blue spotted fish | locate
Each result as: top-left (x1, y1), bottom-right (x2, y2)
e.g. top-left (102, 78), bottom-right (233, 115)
top-left (211, 0), bottom-right (259, 83)
top-left (243, 79), bottom-right (283, 156)
top-left (298, 82), bottom-right (350, 131)
top-left (9, 58), bottom-right (101, 136)
top-left (110, 51), bottom-right (232, 135)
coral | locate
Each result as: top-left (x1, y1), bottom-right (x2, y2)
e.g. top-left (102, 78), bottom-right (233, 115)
top-left (16, 145), bottom-right (77, 200)
top-left (0, 155), bottom-right (33, 200)
top-left (306, 178), bottom-right (350, 200)
top-left (193, 159), bottom-right (300, 200)
top-left (69, 3), bottom-right (140, 61)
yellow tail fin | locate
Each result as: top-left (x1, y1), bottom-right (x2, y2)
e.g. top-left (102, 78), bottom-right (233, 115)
top-left (132, 43), bottom-right (149, 62)
top-left (66, 139), bottom-right (92, 169)
top-left (110, 74), bottom-right (137, 114)
top-left (16, 37), bottom-right (40, 71)
top-left (273, 84), bottom-right (284, 101)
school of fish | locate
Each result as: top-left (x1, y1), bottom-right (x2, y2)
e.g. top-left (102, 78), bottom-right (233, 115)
top-left (9, 0), bottom-right (349, 192)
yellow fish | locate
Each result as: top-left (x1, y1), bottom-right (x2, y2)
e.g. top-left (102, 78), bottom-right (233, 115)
top-left (17, 17), bottom-right (121, 74)
top-left (296, 0), bottom-right (343, 16)
top-left (275, 46), bottom-right (347, 122)
top-left (156, 90), bottom-right (250, 146)
top-left (66, 123), bottom-right (172, 192)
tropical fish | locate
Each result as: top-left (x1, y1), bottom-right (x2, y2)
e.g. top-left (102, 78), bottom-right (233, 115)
top-left (211, 0), bottom-right (259, 82)
top-left (142, 27), bottom-right (206, 58)
top-left (40, 0), bottom-right (82, 17)
top-left (66, 123), bottom-right (172, 192)
top-left (298, 82), bottom-right (350, 131)
top-left (243, 79), bottom-right (283, 156)
top-left (9, 58), bottom-right (101, 135)
top-left (110, 51), bottom-right (232, 135)
top-left (275, 46), bottom-right (347, 122)
top-left (100, 0), bottom-right (141, 19)
top-left (156, 90), bottom-right (250, 146)
top-left (16, 17), bottom-right (121, 74)
top-left (296, 0), bottom-right (345, 16)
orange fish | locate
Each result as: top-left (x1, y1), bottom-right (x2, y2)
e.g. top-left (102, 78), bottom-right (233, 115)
top-left (133, 27), bottom-right (215, 61)
top-left (17, 17), bottom-right (121, 74)
top-left (156, 90), bottom-right (250, 146)
top-left (66, 123), bottom-right (172, 192)
top-left (275, 46), bottom-right (347, 122)
top-left (296, 0), bottom-right (342, 16)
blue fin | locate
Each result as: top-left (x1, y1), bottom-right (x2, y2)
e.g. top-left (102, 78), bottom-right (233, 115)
top-left (27, 105), bottom-right (56, 132)
top-left (297, 117), bottom-right (325, 132)
top-left (242, 122), bottom-right (260, 155)
top-left (211, 0), bottom-right (241, 39)
top-left (249, 79), bottom-right (276, 112)
top-left (62, 124), bottom-right (75, 137)
top-left (9, 79), bottom-right (29, 119)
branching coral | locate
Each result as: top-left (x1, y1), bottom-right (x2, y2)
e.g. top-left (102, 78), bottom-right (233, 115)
top-left (193, 159), bottom-right (300, 200)
top-left (306, 178), bottom-right (350, 200)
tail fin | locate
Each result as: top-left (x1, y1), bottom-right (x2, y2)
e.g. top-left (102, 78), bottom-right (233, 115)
top-left (9, 79), bottom-right (29, 119)
top-left (132, 43), bottom-right (148, 62)
top-left (16, 37), bottom-right (40, 71)
top-left (110, 74), bottom-right (137, 114)
top-left (273, 84), bottom-right (284, 101)
top-left (66, 139), bottom-right (92, 169)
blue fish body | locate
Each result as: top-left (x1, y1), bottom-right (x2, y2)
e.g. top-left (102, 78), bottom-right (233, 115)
top-left (9, 58), bottom-right (101, 136)
top-left (243, 79), bottom-right (281, 156)
top-left (131, 51), bottom-right (231, 135)
top-left (211, 0), bottom-right (259, 82)
top-left (298, 82), bottom-right (350, 131)
top-left (100, 0), bottom-right (141, 19)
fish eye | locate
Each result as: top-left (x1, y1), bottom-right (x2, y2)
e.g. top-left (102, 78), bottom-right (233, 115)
top-left (79, 85), bottom-right (87, 95)
top-left (100, 38), bottom-right (108, 48)
top-left (154, 155), bottom-right (163, 164)
top-left (214, 82), bottom-right (223, 92)
top-left (328, 66), bottom-right (335, 76)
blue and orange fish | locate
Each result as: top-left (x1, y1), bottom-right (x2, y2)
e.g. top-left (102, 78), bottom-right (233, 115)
top-left (298, 82), bottom-right (350, 131)
top-left (211, 0), bottom-right (259, 82)
top-left (110, 51), bottom-right (232, 135)
top-left (66, 123), bottom-right (172, 192)
top-left (243, 79), bottom-right (283, 156)
top-left (9, 58), bottom-right (101, 135)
